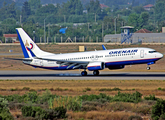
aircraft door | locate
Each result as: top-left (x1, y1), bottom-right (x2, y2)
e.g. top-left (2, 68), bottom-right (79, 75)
top-left (90, 55), bottom-right (98, 61)
top-left (140, 50), bottom-right (144, 58)
top-left (95, 55), bottom-right (98, 60)
top-left (91, 55), bottom-right (94, 61)
top-left (40, 60), bottom-right (43, 66)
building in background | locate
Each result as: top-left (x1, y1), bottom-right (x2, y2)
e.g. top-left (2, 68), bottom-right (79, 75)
top-left (3, 34), bottom-right (18, 43)
top-left (104, 27), bottom-right (165, 43)
top-left (143, 4), bottom-right (154, 11)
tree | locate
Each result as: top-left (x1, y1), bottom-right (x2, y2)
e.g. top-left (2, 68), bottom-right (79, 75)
top-left (133, 6), bottom-right (145, 14)
top-left (155, 0), bottom-right (165, 21)
top-left (86, 0), bottom-right (101, 14)
top-left (128, 13), bottom-right (140, 28)
top-left (61, 0), bottom-right (83, 15)
top-left (28, 0), bottom-right (41, 11)
top-left (0, 2), bottom-right (16, 21)
top-left (0, 0), bottom-right (12, 8)
top-left (36, 4), bottom-right (57, 15)
top-left (152, 99), bottom-right (165, 120)
top-left (7, 2), bottom-right (16, 19)
top-left (22, 1), bottom-right (31, 22)
top-left (139, 12), bottom-right (149, 27)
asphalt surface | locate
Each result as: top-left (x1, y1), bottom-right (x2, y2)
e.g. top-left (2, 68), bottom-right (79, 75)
top-left (0, 71), bottom-right (165, 80)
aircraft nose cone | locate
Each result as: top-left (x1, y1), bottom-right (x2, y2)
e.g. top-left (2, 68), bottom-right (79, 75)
top-left (160, 53), bottom-right (163, 58)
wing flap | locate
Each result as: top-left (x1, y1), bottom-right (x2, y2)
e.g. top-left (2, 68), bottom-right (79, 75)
top-left (36, 57), bottom-right (89, 69)
top-left (36, 57), bottom-right (89, 64)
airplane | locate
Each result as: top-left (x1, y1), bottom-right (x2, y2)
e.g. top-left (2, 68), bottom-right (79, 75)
top-left (8, 28), bottom-right (163, 76)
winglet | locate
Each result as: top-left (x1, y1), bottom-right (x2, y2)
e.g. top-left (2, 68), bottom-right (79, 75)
top-left (102, 45), bottom-right (107, 50)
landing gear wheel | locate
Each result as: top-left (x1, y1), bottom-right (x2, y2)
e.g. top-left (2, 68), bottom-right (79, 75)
top-left (147, 66), bottom-right (150, 70)
top-left (93, 70), bottom-right (99, 76)
top-left (81, 71), bottom-right (87, 76)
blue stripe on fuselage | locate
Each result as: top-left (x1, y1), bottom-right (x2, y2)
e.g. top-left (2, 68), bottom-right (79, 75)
top-left (105, 58), bottom-right (160, 67)
top-left (16, 29), bottom-right (29, 58)
top-left (25, 58), bottom-right (160, 70)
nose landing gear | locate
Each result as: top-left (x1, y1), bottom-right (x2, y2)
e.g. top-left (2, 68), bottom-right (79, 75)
top-left (147, 66), bottom-right (150, 70)
top-left (146, 62), bottom-right (155, 70)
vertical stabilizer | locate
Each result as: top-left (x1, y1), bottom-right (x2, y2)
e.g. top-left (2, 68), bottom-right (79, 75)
top-left (16, 28), bottom-right (49, 58)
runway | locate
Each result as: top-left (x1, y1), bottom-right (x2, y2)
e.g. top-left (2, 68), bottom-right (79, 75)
top-left (0, 71), bottom-right (165, 80)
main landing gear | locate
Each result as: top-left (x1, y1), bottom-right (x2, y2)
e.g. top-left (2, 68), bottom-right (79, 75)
top-left (81, 70), bottom-right (87, 76)
top-left (81, 70), bottom-right (100, 76)
top-left (93, 70), bottom-right (99, 76)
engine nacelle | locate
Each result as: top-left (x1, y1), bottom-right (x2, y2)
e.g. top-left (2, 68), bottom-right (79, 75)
top-left (108, 65), bottom-right (125, 70)
top-left (87, 62), bottom-right (105, 71)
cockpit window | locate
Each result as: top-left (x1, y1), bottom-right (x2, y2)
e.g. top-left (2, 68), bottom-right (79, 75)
top-left (149, 51), bottom-right (157, 53)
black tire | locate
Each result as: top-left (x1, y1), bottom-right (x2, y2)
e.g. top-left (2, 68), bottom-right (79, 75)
top-left (147, 67), bottom-right (150, 70)
top-left (93, 70), bottom-right (99, 76)
top-left (81, 71), bottom-right (87, 76)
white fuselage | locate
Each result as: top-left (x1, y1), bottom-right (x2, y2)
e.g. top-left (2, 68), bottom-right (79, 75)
top-left (23, 47), bottom-right (163, 70)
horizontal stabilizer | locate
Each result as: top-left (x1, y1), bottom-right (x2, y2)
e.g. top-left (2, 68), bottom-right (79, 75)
top-left (4, 58), bottom-right (33, 61)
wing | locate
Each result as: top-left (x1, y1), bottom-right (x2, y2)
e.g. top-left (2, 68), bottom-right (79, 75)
top-left (36, 57), bottom-right (89, 69)
top-left (28, 47), bottom-right (89, 69)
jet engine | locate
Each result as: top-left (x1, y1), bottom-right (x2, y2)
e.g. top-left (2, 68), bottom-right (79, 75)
top-left (87, 62), bottom-right (105, 71)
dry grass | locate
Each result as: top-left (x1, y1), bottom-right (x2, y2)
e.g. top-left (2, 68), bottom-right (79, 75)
top-left (67, 111), bottom-right (136, 120)
top-left (0, 79), bottom-right (160, 120)
top-left (0, 80), bottom-right (165, 99)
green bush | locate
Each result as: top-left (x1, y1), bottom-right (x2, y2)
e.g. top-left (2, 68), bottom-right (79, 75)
top-left (144, 95), bottom-right (158, 101)
top-left (3, 92), bottom-right (39, 103)
top-left (0, 111), bottom-right (14, 120)
top-left (53, 96), bottom-right (82, 111)
top-left (79, 93), bottom-right (112, 103)
top-left (39, 89), bottom-right (58, 104)
top-left (0, 97), bottom-right (14, 120)
top-left (22, 87), bottom-right (30, 91)
top-left (42, 107), bottom-right (66, 119)
top-left (99, 87), bottom-right (121, 91)
top-left (24, 91), bottom-right (38, 103)
top-left (53, 106), bottom-right (67, 118)
top-left (158, 87), bottom-right (162, 90)
top-left (9, 102), bottom-right (24, 110)
top-left (66, 97), bottom-right (82, 111)
top-left (152, 99), bottom-right (165, 120)
top-left (21, 106), bottom-right (33, 117)
top-left (4, 94), bottom-right (24, 103)
top-left (111, 91), bottom-right (142, 103)
top-left (21, 106), bottom-right (66, 119)
top-left (10, 88), bottom-right (17, 91)
top-left (85, 87), bottom-right (91, 91)
top-left (0, 98), bottom-right (9, 112)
